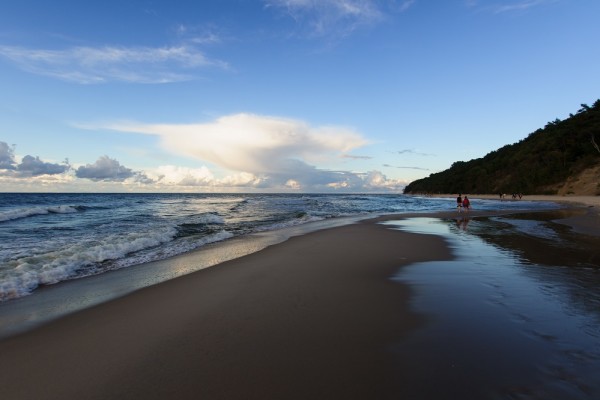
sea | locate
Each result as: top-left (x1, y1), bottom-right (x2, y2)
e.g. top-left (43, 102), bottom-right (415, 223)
top-left (4, 193), bottom-right (599, 397)
top-left (0, 193), bottom-right (558, 303)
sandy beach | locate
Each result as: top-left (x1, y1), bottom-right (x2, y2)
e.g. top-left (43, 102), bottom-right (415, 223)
top-left (1, 204), bottom-right (598, 399)
top-left (0, 216), bottom-right (453, 399)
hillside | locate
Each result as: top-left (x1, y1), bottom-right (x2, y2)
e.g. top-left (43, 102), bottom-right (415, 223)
top-left (404, 100), bottom-right (600, 195)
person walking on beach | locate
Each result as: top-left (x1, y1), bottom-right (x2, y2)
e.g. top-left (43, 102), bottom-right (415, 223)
top-left (462, 196), bottom-right (470, 212)
top-left (456, 194), bottom-right (463, 212)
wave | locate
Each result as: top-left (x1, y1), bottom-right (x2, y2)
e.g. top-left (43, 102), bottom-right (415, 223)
top-left (228, 198), bottom-right (250, 212)
top-left (254, 211), bottom-right (324, 232)
top-left (0, 226), bottom-right (179, 301)
top-left (0, 205), bottom-right (81, 223)
top-left (0, 194), bottom-right (562, 302)
top-left (109, 230), bottom-right (234, 272)
top-left (175, 213), bottom-right (226, 238)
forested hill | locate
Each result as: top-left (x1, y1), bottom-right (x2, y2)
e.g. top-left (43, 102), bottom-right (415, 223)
top-left (404, 100), bottom-right (600, 195)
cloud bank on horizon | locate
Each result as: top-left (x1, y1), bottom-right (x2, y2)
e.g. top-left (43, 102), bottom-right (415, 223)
top-left (0, 113), bottom-right (407, 192)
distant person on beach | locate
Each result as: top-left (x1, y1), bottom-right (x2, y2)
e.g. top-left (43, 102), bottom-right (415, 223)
top-left (456, 194), bottom-right (463, 212)
top-left (462, 196), bottom-right (470, 212)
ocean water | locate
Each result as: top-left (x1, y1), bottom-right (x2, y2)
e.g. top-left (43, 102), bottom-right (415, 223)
top-left (0, 193), bottom-right (557, 302)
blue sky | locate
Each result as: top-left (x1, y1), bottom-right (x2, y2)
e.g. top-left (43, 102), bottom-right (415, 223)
top-left (1, 0), bottom-right (598, 192)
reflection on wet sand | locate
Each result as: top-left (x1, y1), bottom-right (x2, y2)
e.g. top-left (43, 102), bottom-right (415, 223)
top-left (389, 213), bottom-right (600, 399)
top-left (455, 217), bottom-right (471, 231)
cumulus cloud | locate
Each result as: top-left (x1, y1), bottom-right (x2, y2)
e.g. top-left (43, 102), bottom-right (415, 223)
top-left (3, 121), bottom-right (405, 191)
top-left (0, 141), bottom-right (16, 170)
top-left (102, 113), bottom-right (369, 186)
top-left (146, 165), bottom-right (263, 188)
top-left (17, 155), bottom-right (69, 176)
top-left (0, 45), bottom-right (228, 84)
top-left (0, 141), bottom-right (69, 177)
top-left (326, 170), bottom-right (406, 191)
top-left (151, 165), bottom-right (214, 186)
top-left (75, 155), bottom-right (150, 182)
top-left (89, 113), bottom-right (404, 191)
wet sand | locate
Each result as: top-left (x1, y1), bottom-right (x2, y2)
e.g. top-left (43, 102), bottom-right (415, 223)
top-left (0, 208), bottom-right (598, 399)
top-left (0, 216), bottom-right (452, 400)
top-left (387, 214), bottom-right (600, 399)
top-left (506, 195), bottom-right (600, 237)
top-left (427, 194), bottom-right (600, 237)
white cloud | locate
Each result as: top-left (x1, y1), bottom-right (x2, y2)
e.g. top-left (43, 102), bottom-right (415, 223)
top-left (104, 113), bottom-right (367, 176)
top-left (151, 165), bottom-right (214, 186)
top-left (0, 45), bottom-right (228, 84)
top-left (76, 156), bottom-right (134, 181)
top-left (285, 179), bottom-right (302, 190)
top-left (174, 24), bottom-right (224, 45)
top-left (146, 165), bottom-right (262, 188)
top-left (0, 141), bottom-right (16, 170)
top-left (493, 0), bottom-right (550, 13)
top-left (0, 141), bottom-right (69, 177)
top-left (398, 0), bottom-right (416, 12)
top-left (263, 0), bottom-right (413, 38)
top-left (94, 113), bottom-right (405, 191)
top-left (3, 120), bottom-right (406, 191)
top-left (2, 120), bottom-right (407, 191)
top-left (17, 155), bottom-right (69, 176)
top-left (218, 171), bottom-right (263, 187)
top-left (466, 0), bottom-right (556, 13)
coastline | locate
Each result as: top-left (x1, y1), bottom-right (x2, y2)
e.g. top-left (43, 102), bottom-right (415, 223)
top-left (422, 194), bottom-right (600, 237)
top-left (1, 204), bottom-right (598, 398)
top-left (423, 193), bottom-right (600, 208)
top-left (0, 216), bottom-right (452, 399)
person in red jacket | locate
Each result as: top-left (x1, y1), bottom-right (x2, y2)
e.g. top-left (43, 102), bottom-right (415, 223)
top-left (462, 196), bottom-right (471, 212)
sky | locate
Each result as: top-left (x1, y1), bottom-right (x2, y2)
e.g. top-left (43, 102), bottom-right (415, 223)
top-left (0, 0), bottom-right (599, 193)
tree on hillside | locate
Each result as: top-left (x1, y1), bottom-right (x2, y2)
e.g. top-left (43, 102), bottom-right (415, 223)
top-left (404, 100), bottom-right (600, 195)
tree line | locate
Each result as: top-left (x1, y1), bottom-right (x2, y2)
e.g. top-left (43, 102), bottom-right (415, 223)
top-left (404, 100), bottom-right (600, 195)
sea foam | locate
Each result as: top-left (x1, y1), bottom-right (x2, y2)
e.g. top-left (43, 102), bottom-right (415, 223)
top-left (0, 226), bottom-right (178, 301)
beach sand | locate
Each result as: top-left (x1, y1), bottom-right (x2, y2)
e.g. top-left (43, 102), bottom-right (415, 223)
top-left (0, 217), bottom-right (453, 400)
top-left (0, 206), bottom-right (598, 399)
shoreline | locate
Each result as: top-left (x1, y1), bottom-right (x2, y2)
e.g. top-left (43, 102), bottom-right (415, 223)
top-left (422, 193), bottom-right (600, 208)
top-left (0, 215), bottom-right (453, 399)
top-left (420, 194), bottom-right (600, 236)
top-left (1, 200), bottom-right (596, 340)
top-left (0, 215), bottom-right (368, 339)
top-left (0, 206), bottom-right (598, 398)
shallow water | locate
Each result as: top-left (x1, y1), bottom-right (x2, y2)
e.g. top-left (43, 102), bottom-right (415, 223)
top-left (388, 216), bottom-right (600, 399)
top-left (0, 193), bottom-right (557, 301)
